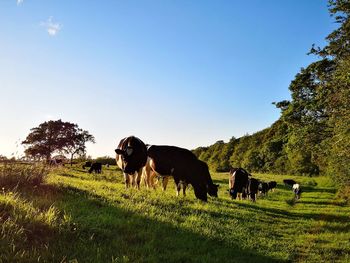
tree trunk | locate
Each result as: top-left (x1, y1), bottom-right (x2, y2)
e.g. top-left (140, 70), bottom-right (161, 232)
top-left (46, 153), bottom-right (51, 164)
top-left (70, 153), bottom-right (74, 166)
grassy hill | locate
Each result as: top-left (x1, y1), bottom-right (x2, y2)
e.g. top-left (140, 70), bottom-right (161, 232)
top-left (1, 164), bottom-right (349, 262)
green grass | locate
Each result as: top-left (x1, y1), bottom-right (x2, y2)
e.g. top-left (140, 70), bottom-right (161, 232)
top-left (1, 165), bottom-right (349, 262)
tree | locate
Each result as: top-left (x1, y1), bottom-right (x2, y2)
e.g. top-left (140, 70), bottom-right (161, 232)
top-left (22, 120), bottom-right (95, 163)
top-left (62, 128), bottom-right (95, 166)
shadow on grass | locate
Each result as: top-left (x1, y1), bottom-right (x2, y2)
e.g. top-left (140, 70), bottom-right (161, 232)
top-left (50, 185), bottom-right (286, 263)
top-left (233, 201), bottom-right (349, 223)
top-left (301, 186), bottom-right (337, 194)
top-left (299, 200), bottom-right (347, 207)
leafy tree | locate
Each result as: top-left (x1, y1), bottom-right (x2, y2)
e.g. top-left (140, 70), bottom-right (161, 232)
top-left (61, 126), bottom-right (95, 166)
top-left (22, 120), bottom-right (95, 164)
top-left (191, 0), bottom-right (349, 192)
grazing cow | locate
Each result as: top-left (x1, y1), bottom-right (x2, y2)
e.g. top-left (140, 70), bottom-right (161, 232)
top-left (146, 145), bottom-right (218, 201)
top-left (246, 177), bottom-right (259, 202)
top-left (283, 179), bottom-right (297, 187)
top-left (156, 161), bottom-right (213, 198)
top-left (82, 161), bottom-right (92, 169)
top-left (268, 181), bottom-right (277, 192)
top-left (89, 162), bottom-right (102, 174)
top-left (258, 181), bottom-right (269, 196)
top-left (115, 136), bottom-right (148, 189)
top-left (293, 183), bottom-right (302, 200)
top-left (229, 168), bottom-right (249, 200)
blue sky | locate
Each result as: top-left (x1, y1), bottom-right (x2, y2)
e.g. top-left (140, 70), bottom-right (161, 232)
top-left (0, 0), bottom-right (336, 158)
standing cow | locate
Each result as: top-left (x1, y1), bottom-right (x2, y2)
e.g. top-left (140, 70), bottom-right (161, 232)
top-left (146, 145), bottom-right (218, 201)
top-left (229, 168), bottom-right (249, 200)
top-left (293, 183), bottom-right (302, 200)
top-left (115, 136), bottom-right (148, 189)
top-left (246, 177), bottom-right (259, 202)
top-left (258, 181), bottom-right (269, 196)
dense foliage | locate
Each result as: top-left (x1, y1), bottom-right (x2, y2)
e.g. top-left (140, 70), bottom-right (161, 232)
top-left (22, 120), bottom-right (95, 164)
top-left (95, 156), bottom-right (117, 165)
top-left (194, 0), bottom-right (350, 187)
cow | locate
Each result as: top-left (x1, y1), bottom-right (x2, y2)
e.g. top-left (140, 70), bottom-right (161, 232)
top-left (293, 183), bottom-right (302, 200)
top-left (246, 177), bottom-right (259, 202)
top-left (156, 164), bottom-right (208, 197)
top-left (115, 136), bottom-right (148, 189)
top-left (268, 181), bottom-right (277, 192)
top-left (89, 162), bottom-right (102, 174)
top-left (146, 145), bottom-right (218, 201)
top-left (258, 181), bottom-right (269, 196)
top-left (283, 179), bottom-right (297, 187)
top-left (229, 168), bottom-right (249, 200)
top-left (82, 161), bottom-right (92, 169)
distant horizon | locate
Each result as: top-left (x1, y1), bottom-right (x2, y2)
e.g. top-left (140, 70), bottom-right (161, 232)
top-left (0, 0), bottom-right (336, 158)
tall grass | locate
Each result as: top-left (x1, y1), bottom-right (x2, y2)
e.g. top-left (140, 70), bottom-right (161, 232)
top-left (0, 162), bottom-right (49, 190)
top-left (0, 190), bottom-right (69, 262)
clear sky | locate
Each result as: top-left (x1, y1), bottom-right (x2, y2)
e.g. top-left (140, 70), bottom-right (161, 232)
top-left (0, 0), bottom-right (336, 158)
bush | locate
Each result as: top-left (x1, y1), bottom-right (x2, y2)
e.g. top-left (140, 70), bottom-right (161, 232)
top-left (0, 163), bottom-right (49, 190)
top-left (95, 156), bottom-right (116, 165)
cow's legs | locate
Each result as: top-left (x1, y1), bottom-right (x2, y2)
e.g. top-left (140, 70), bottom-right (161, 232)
top-left (149, 171), bottom-right (156, 189)
top-left (183, 182), bottom-right (187, 196)
top-left (136, 168), bottom-right (143, 189)
top-left (162, 176), bottom-right (169, 191)
top-left (124, 173), bottom-right (130, 189)
top-left (250, 193), bottom-right (256, 202)
top-left (142, 163), bottom-right (152, 189)
top-left (242, 187), bottom-right (247, 200)
top-left (175, 178), bottom-right (181, 196)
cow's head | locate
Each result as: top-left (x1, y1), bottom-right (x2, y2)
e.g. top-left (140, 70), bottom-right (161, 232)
top-left (115, 136), bottom-right (147, 174)
top-left (208, 183), bottom-right (219, 197)
top-left (197, 160), bottom-right (219, 198)
top-left (229, 188), bottom-right (237, 199)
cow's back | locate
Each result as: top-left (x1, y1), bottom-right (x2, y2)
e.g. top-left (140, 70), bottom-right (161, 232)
top-left (147, 145), bottom-right (198, 179)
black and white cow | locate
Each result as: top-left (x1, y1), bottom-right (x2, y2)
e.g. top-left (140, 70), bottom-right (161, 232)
top-left (115, 136), bottom-right (148, 189)
top-left (146, 145), bottom-right (218, 201)
top-left (246, 177), bottom-right (259, 202)
top-left (293, 183), bottom-right (302, 200)
top-left (258, 181), bottom-right (269, 196)
top-left (229, 168), bottom-right (250, 200)
top-left (283, 179), bottom-right (297, 187)
top-left (89, 162), bottom-right (102, 174)
top-left (268, 181), bottom-right (277, 192)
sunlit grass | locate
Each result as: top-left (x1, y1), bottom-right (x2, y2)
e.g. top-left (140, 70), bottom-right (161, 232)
top-left (0, 164), bottom-right (349, 262)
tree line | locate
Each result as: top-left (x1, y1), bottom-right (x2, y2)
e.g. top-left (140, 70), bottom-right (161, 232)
top-left (194, 0), bottom-right (350, 189)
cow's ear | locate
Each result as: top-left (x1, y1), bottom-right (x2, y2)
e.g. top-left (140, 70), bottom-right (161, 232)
top-left (115, 149), bottom-right (124, 155)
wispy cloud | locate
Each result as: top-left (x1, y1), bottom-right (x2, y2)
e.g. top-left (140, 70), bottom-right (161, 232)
top-left (16, 0), bottom-right (24, 6)
top-left (41, 17), bottom-right (62, 36)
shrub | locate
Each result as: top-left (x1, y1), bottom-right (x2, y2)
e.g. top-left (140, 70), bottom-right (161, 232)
top-left (95, 156), bottom-right (116, 165)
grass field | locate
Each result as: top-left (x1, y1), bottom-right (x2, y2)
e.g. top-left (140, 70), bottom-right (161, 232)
top-left (1, 164), bottom-right (350, 263)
